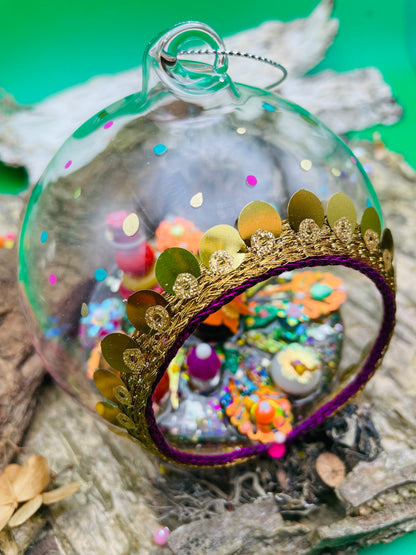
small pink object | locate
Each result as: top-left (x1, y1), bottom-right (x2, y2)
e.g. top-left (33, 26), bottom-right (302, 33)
top-left (268, 442), bottom-right (286, 459)
top-left (49, 273), bottom-right (57, 285)
top-left (246, 174), bottom-right (257, 186)
top-left (153, 526), bottom-right (170, 546)
top-left (104, 121), bottom-right (114, 129)
top-left (65, 160), bottom-right (72, 169)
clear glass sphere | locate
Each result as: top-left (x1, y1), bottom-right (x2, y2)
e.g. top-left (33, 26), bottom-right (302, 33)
top-left (19, 22), bottom-right (384, 456)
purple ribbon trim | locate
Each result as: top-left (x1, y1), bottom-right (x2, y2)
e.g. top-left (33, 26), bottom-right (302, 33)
top-left (145, 256), bottom-right (396, 466)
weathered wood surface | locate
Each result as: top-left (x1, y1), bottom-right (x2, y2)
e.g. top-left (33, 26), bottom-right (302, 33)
top-left (1, 2), bottom-right (416, 553)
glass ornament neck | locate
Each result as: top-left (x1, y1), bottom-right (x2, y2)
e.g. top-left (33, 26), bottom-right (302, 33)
top-left (141, 21), bottom-right (239, 99)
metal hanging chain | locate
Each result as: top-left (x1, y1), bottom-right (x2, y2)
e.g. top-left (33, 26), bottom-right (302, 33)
top-left (176, 48), bottom-right (288, 90)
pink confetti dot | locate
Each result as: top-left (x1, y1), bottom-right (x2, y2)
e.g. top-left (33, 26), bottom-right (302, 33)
top-left (104, 121), bottom-right (114, 129)
top-left (153, 526), bottom-right (170, 546)
top-left (49, 273), bottom-right (57, 285)
top-left (268, 442), bottom-right (286, 459)
top-left (246, 175), bottom-right (257, 187)
top-left (65, 160), bottom-right (72, 169)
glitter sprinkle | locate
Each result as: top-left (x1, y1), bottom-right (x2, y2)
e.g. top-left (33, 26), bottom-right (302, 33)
top-left (300, 159), bottom-right (312, 171)
top-left (65, 160), bottom-right (72, 169)
top-left (209, 250), bottom-right (233, 275)
top-left (153, 143), bottom-right (167, 156)
top-left (246, 175), bottom-right (257, 187)
top-left (81, 302), bottom-right (89, 318)
top-left (40, 231), bottom-right (48, 243)
top-left (262, 102), bottom-right (275, 112)
top-left (190, 192), bottom-right (203, 208)
top-left (122, 213), bottom-right (140, 236)
top-left (331, 167), bottom-right (341, 177)
top-left (94, 268), bottom-right (107, 282)
top-left (49, 273), bottom-right (57, 285)
top-left (236, 127), bottom-right (246, 135)
top-left (145, 305), bottom-right (170, 331)
top-left (103, 121), bottom-right (113, 129)
top-left (73, 187), bottom-right (81, 199)
top-left (173, 273), bottom-right (199, 298)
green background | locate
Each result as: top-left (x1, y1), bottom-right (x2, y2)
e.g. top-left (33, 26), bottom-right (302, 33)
top-left (1, 1), bottom-right (415, 551)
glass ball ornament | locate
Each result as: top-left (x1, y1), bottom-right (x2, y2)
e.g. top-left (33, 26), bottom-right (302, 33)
top-left (19, 22), bottom-right (395, 466)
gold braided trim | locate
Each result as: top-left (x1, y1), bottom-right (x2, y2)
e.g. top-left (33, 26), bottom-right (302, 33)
top-left (119, 220), bottom-right (394, 460)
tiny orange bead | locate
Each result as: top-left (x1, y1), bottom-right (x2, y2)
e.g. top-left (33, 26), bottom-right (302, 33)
top-left (254, 399), bottom-right (275, 425)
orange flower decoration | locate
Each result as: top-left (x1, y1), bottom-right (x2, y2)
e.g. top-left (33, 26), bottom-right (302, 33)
top-left (155, 217), bottom-right (203, 255)
top-left (226, 385), bottom-right (293, 443)
top-left (203, 295), bottom-right (252, 334)
top-left (258, 271), bottom-right (346, 319)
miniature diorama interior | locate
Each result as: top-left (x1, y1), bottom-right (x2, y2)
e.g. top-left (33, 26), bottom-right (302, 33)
top-left (18, 23), bottom-right (395, 467)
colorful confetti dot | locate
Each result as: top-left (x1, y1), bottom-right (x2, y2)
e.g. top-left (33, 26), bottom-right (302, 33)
top-left (81, 302), bottom-right (89, 318)
top-left (153, 143), bottom-right (167, 156)
top-left (300, 159), bottom-right (312, 171)
top-left (350, 155), bottom-right (357, 164)
top-left (246, 175), bottom-right (257, 187)
top-left (65, 160), bottom-right (72, 169)
top-left (190, 192), bottom-right (203, 208)
top-left (40, 231), bottom-right (48, 243)
top-left (262, 102), bottom-right (275, 112)
top-left (94, 268), bottom-right (107, 282)
top-left (103, 121), bottom-right (113, 129)
top-left (73, 187), bottom-right (82, 199)
top-left (122, 213), bottom-right (140, 237)
top-left (366, 198), bottom-right (372, 207)
top-left (49, 273), bottom-right (57, 285)
top-left (236, 127), bottom-right (246, 135)
top-left (331, 167), bottom-right (341, 177)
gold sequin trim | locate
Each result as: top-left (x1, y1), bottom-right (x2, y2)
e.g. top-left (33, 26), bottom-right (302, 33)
top-left (173, 272), bottom-right (199, 299)
top-left (145, 305), bottom-right (170, 331)
top-left (298, 218), bottom-right (321, 243)
top-left (250, 229), bottom-right (276, 256)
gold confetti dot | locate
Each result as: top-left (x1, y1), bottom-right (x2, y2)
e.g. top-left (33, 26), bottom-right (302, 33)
top-left (190, 192), bottom-right (203, 208)
top-left (122, 213), bottom-right (140, 236)
top-left (81, 302), bottom-right (89, 318)
top-left (300, 159), bottom-right (312, 171)
top-left (331, 167), bottom-right (341, 177)
top-left (236, 127), bottom-right (246, 135)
